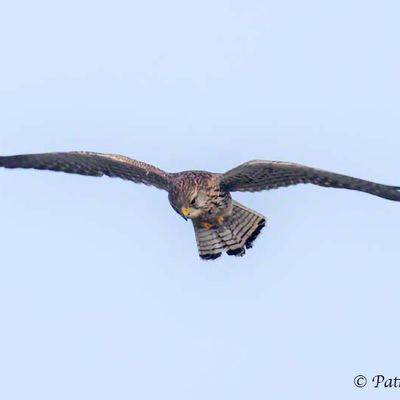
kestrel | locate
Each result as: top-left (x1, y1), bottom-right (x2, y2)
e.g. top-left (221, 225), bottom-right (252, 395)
top-left (0, 151), bottom-right (399, 259)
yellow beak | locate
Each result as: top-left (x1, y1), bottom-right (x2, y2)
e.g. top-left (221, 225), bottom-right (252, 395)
top-left (181, 207), bottom-right (190, 218)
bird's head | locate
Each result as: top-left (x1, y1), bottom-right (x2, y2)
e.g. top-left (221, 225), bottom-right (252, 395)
top-left (168, 173), bottom-right (212, 220)
top-left (169, 187), bottom-right (208, 220)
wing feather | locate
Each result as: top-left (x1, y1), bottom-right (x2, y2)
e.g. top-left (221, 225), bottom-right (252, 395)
top-left (0, 151), bottom-right (171, 190)
top-left (221, 160), bottom-right (400, 201)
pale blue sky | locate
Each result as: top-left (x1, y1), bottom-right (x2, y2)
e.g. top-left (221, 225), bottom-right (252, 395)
top-left (0, 1), bottom-right (399, 399)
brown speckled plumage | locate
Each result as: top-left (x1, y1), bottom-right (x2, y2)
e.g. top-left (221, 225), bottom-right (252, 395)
top-left (0, 152), bottom-right (399, 260)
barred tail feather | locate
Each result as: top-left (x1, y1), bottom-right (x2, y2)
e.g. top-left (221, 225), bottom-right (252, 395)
top-left (194, 227), bottom-right (225, 260)
top-left (193, 201), bottom-right (266, 260)
top-left (224, 201), bottom-right (266, 255)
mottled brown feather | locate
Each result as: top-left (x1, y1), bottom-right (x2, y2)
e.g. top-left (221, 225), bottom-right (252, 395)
top-left (0, 151), bottom-right (170, 190)
top-left (221, 160), bottom-right (400, 201)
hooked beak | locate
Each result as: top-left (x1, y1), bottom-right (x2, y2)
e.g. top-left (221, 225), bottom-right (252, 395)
top-left (181, 207), bottom-right (190, 220)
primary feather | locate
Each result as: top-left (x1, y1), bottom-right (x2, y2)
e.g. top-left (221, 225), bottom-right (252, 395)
top-left (221, 160), bottom-right (400, 201)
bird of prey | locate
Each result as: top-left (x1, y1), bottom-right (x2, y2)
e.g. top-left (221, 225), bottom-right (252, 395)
top-left (0, 151), bottom-right (399, 260)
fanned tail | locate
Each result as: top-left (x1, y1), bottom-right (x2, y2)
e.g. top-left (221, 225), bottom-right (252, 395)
top-left (193, 201), bottom-right (266, 260)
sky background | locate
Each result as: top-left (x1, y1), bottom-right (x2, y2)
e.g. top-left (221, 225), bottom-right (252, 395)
top-left (0, 1), bottom-right (399, 399)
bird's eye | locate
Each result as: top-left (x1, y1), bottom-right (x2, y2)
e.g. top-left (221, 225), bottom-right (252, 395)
top-left (190, 197), bottom-right (196, 206)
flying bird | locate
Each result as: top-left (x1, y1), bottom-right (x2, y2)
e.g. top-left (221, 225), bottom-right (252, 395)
top-left (0, 151), bottom-right (399, 260)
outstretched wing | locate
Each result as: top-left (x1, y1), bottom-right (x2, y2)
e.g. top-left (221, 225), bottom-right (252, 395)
top-left (0, 151), bottom-right (171, 190)
top-left (221, 160), bottom-right (400, 201)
